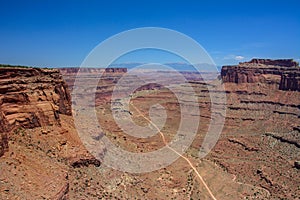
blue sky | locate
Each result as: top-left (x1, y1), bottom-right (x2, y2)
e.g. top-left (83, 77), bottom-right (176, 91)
top-left (0, 0), bottom-right (299, 67)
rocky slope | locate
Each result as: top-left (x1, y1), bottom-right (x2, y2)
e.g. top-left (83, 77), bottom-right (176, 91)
top-left (219, 59), bottom-right (300, 134)
top-left (0, 66), bottom-right (105, 199)
top-left (0, 66), bottom-right (71, 155)
top-left (60, 67), bottom-right (128, 106)
top-left (209, 59), bottom-right (300, 199)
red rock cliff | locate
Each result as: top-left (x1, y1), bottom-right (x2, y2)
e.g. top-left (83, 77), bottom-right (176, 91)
top-left (0, 67), bottom-right (72, 156)
top-left (221, 59), bottom-right (300, 91)
top-left (279, 71), bottom-right (300, 91)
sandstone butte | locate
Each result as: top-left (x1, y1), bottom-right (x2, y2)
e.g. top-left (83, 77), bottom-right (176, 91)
top-left (221, 58), bottom-right (300, 91)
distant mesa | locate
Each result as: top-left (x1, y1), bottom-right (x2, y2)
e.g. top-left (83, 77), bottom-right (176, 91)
top-left (104, 68), bottom-right (128, 73)
top-left (221, 58), bottom-right (300, 91)
top-left (59, 67), bottom-right (127, 75)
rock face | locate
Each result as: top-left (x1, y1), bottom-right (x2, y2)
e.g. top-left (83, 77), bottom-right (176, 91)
top-left (279, 71), bottom-right (300, 91)
top-left (0, 67), bottom-right (72, 156)
top-left (0, 124), bottom-right (8, 156)
top-left (221, 59), bottom-right (300, 91)
top-left (60, 67), bottom-right (128, 106)
top-left (220, 59), bottom-right (300, 133)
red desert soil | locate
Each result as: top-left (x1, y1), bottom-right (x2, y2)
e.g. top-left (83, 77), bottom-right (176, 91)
top-left (1, 59), bottom-right (300, 199)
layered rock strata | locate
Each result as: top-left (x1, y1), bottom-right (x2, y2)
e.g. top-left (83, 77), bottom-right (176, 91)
top-left (221, 58), bottom-right (300, 91)
top-left (0, 66), bottom-right (72, 156)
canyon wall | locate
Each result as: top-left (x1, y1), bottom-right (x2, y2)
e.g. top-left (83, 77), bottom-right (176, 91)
top-left (279, 70), bottom-right (300, 91)
top-left (59, 67), bottom-right (105, 75)
top-left (211, 59), bottom-right (300, 198)
top-left (0, 67), bottom-right (72, 156)
top-left (60, 67), bottom-right (128, 105)
top-left (221, 59), bottom-right (300, 91)
top-left (220, 59), bottom-right (300, 132)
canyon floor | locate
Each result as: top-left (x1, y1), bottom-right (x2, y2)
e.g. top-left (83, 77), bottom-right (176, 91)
top-left (0, 60), bottom-right (300, 199)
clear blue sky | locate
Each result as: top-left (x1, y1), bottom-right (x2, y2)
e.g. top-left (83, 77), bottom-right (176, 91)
top-left (0, 0), bottom-right (299, 67)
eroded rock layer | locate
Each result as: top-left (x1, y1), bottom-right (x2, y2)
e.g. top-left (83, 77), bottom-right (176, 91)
top-left (1, 61), bottom-right (299, 199)
top-left (0, 67), bottom-right (72, 156)
top-left (221, 58), bottom-right (300, 91)
top-left (0, 66), bottom-right (104, 199)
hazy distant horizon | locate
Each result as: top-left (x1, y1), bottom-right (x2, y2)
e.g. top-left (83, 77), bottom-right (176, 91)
top-left (0, 1), bottom-right (299, 67)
